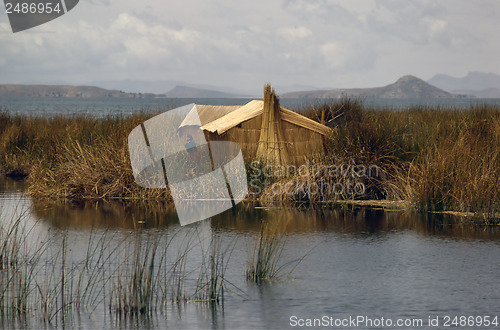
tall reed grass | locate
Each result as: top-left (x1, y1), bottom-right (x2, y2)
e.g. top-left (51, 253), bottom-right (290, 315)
top-left (278, 100), bottom-right (500, 219)
top-left (0, 112), bottom-right (170, 202)
top-left (400, 106), bottom-right (499, 216)
top-left (246, 217), bottom-right (306, 283)
top-left (0, 208), bottom-right (254, 326)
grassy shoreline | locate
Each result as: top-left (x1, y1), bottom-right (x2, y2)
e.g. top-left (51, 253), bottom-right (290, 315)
top-left (1, 100), bottom-right (499, 221)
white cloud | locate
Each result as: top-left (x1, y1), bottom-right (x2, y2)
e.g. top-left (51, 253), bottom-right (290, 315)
top-left (278, 26), bottom-right (312, 43)
top-left (320, 42), bottom-right (348, 69)
top-left (424, 18), bottom-right (451, 46)
top-left (0, 0), bottom-right (498, 90)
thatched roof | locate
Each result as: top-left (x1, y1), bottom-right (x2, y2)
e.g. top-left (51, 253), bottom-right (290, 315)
top-left (178, 104), bottom-right (241, 128)
top-left (201, 100), bottom-right (332, 136)
top-left (200, 100), bottom-right (263, 134)
top-left (279, 107), bottom-right (332, 136)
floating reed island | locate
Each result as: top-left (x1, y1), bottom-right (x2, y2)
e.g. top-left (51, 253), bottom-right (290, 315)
top-left (0, 85), bottom-right (499, 221)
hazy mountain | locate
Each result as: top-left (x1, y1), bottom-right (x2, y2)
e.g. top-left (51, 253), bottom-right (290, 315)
top-left (0, 84), bottom-right (157, 98)
top-left (164, 85), bottom-right (251, 98)
top-left (88, 79), bottom-right (257, 96)
top-left (428, 72), bottom-right (500, 95)
top-left (87, 79), bottom-right (180, 94)
top-left (282, 75), bottom-right (464, 99)
top-left (85, 79), bottom-right (330, 96)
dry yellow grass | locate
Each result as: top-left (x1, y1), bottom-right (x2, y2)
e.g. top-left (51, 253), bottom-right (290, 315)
top-left (0, 112), bottom-right (171, 202)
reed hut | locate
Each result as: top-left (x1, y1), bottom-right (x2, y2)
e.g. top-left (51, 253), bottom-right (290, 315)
top-left (178, 85), bottom-right (331, 167)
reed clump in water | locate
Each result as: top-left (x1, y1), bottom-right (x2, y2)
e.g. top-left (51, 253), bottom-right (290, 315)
top-left (193, 230), bottom-right (238, 304)
top-left (246, 217), bottom-right (305, 283)
top-left (0, 209), bottom-right (243, 325)
top-left (110, 231), bottom-right (161, 316)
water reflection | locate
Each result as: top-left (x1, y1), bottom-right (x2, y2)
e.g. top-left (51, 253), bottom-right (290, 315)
top-left (31, 200), bottom-right (179, 230)
top-left (29, 196), bottom-right (500, 240)
top-left (2, 176), bottom-right (497, 241)
top-left (0, 176), bottom-right (27, 193)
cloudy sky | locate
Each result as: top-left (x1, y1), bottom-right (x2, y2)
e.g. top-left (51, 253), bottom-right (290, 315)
top-left (0, 0), bottom-right (499, 93)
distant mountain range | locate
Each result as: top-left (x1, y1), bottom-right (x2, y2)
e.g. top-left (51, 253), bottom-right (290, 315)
top-left (427, 72), bottom-right (500, 97)
top-left (164, 85), bottom-right (250, 98)
top-left (87, 79), bottom-right (256, 96)
top-left (85, 79), bottom-right (318, 96)
top-left (2, 72), bottom-right (499, 99)
top-left (0, 84), bottom-right (158, 98)
top-left (281, 75), bottom-right (468, 99)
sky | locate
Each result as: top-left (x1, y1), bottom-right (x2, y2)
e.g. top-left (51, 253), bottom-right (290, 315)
top-left (0, 0), bottom-right (499, 93)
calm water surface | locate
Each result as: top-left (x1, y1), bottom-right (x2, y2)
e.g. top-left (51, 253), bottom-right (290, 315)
top-left (0, 178), bottom-right (499, 330)
top-left (2, 97), bottom-right (500, 117)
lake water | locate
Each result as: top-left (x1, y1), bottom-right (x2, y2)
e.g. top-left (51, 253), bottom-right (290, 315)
top-left (1, 97), bottom-right (500, 329)
top-left (1, 177), bottom-right (499, 330)
top-left (1, 97), bottom-right (500, 117)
